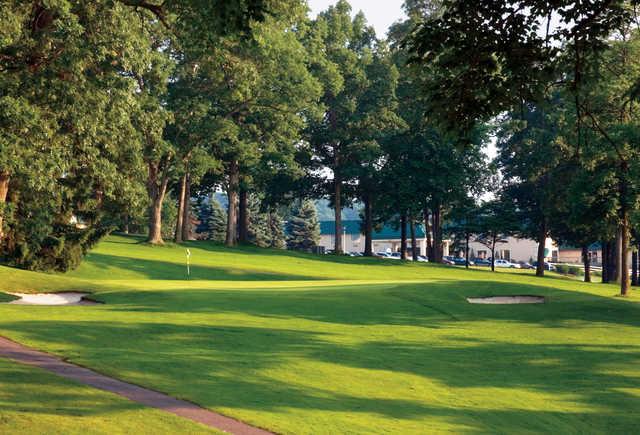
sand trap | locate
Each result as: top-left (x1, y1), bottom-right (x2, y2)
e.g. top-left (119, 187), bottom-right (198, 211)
top-left (6, 292), bottom-right (98, 306)
top-left (467, 295), bottom-right (545, 304)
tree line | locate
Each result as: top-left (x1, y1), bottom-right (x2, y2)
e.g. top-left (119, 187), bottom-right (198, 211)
top-left (2, 1), bottom-right (640, 296)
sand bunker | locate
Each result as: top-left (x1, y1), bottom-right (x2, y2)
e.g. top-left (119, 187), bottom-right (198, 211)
top-left (467, 296), bottom-right (545, 304)
top-left (6, 292), bottom-right (98, 306)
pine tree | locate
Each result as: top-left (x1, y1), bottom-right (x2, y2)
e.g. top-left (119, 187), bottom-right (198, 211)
top-left (195, 198), bottom-right (213, 239)
top-left (268, 212), bottom-right (286, 249)
top-left (207, 198), bottom-right (227, 243)
top-left (286, 201), bottom-right (320, 252)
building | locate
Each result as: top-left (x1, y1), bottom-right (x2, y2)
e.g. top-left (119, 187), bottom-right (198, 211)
top-left (466, 236), bottom-right (557, 263)
top-left (556, 243), bottom-right (601, 265)
top-left (319, 220), bottom-right (451, 256)
top-left (320, 220), bottom-right (559, 262)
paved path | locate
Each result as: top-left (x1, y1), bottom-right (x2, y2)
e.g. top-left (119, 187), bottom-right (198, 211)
top-left (0, 336), bottom-right (272, 435)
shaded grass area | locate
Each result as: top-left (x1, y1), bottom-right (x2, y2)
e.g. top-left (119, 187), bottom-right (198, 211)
top-left (0, 234), bottom-right (639, 433)
top-left (0, 293), bottom-right (17, 303)
top-left (0, 358), bottom-right (218, 434)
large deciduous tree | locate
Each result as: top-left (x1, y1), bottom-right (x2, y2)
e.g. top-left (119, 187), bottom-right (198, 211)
top-left (408, 0), bottom-right (640, 295)
top-left (305, 1), bottom-right (402, 254)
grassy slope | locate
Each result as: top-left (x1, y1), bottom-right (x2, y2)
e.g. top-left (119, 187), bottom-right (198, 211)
top-left (0, 234), bottom-right (639, 434)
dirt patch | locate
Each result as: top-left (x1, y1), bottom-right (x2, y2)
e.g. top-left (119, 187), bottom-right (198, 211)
top-left (467, 295), bottom-right (545, 304)
top-left (6, 292), bottom-right (99, 306)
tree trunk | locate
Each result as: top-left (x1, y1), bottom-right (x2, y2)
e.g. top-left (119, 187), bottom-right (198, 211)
top-left (602, 241), bottom-right (609, 283)
top-left (175, 173), bottom-right (187, 243)
top-left (334, 175), bottom-right (343, 254)
top-left (424, 208), bottom-right (433, 260)
top-left (465, 233), bottom-right (470, 269)
top-left (181, 172), bottom-right (191, 241)
top-left (620, 215), bottom-right (631, 296)
top-left (582, 245), bottom-right (591, 283)
top-left (631, 249), bottom-right (637, 286)
top-left (225, 160), bottom-right (240, 247)
top-left (400, 213), bottom-right (407, 260)
top-left (614, 227), bottom-right (623, 284)
top-left (122, 214), bottom-right (130, 234)
top-left (238, 189), bottom-right (249, 243)
top-left (410, 219), bottom-right (418, 261)
top-left (609, 239), bottom-right (618, 283)
top-left (491, 236), bottom-right (496, 272)
top-left (146, 162), bottom-right (169, 245)
top-left (432, 205), bottom-right (442, 262)
top-left (0, 171), bottom-right (9, 243)
top-left (364, 193), bottom-right (373, 256)
top-left (535, 222), bottom-right (547, 277)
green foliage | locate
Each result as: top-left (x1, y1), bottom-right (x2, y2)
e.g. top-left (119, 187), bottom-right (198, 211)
top-left (161, 198), bottom-right (178, 240)
top-left (305, 1), bottom-right (403, 231)
top-left (407, 1), bottom-right (633, 131)
top-left (286, 200), bottom-right (320, 251)
top-left (247, 195), bottom-right (285, 248)
top-left (207, 197), bottom-right (228, 243)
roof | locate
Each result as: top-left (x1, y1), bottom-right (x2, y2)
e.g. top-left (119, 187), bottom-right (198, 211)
top-left (320, 220), bottom-right (426, 240)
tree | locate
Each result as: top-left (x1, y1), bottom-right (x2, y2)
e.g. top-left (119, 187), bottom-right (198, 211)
top-left (408, 0), bottom-right (640, 295)
top-left (385, 11), bottom-right (487, 263)
top-left (0, 3), bottom-right (151, 269)
top-left (207, 197), bottom-right (228, 243)
top-left (445, 200), bottom-right (480, 268)
top-left (286, 200), bottom-right (320, 252)
top-left (176, 6), bottom-right (320, 247)
top-left (497, 99), bottom-right (566, 277)
top-left (306, 1), bottom-right (402, 254)
top-left (474, 199), bottom-right (519, 272)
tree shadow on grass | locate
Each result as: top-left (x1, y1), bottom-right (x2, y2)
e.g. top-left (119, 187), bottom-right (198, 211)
top-left (1, 318), bottom-right (639, 433)
top-left (75, 253), bottom-right (323, 281)
top-left (0, 361), bottom-right (155, 417)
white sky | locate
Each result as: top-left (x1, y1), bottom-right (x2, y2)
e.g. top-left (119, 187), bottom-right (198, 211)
top-left (307, 0), bottom-right (407, 38)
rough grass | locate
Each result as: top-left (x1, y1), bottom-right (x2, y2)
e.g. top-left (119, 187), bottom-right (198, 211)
top-left (0, 235), bottom-right (639, 434)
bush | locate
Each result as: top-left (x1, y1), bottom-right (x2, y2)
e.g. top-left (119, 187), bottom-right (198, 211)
top-left (555, 264), bottom-right (569, 274)
top-left (568, 266), bottom-right (584, 276)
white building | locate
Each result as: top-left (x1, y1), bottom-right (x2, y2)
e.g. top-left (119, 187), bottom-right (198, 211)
top-left (466, 236), bottom-right (557, 263)
top-left (319, 220), bottom-right (556, 262)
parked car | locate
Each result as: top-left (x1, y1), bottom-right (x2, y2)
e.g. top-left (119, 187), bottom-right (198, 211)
top-left (376, 252), bottom-right (392, 258)
top-left (519, 262), bottom-right (535, 269)
top-left (442, 256), bottom-right (456, 265)
top-left (389, 252), bottom-right (413, 261)
top-left (417, 255), bottom-right (429, 262)
top-left (449, 257), bottom-right (472, 266)
top-left (533, 261), bottom-right (556, 271)
top-left (474, 258), bottom-right (491, 267)
top-left (348, 252), bottom-right (363, 257)
top-left (494, 259), bottom-right (521, 268)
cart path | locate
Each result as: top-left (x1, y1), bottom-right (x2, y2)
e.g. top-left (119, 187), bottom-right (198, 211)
top-left (0, 336), bottom-right (273, 435)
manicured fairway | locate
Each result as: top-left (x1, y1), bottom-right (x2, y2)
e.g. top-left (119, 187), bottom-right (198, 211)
top-left (1, 235), bottom-right (639, 434)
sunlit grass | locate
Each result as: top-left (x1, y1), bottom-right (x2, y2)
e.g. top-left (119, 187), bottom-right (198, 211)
top-left (0, 234), bottom-right (639, 434)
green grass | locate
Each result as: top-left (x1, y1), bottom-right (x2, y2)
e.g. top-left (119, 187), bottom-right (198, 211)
top-left (0, 358), bottom-right (220, 434)
top-left (1, 234), bottom-right (639, 433)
